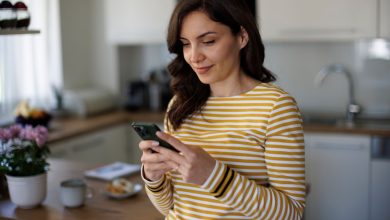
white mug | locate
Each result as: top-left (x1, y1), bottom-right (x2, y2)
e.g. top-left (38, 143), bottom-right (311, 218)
top-left (60, 178), bottom-right (93, 208)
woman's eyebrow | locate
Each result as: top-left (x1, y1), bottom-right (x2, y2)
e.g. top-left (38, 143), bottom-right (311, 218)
top-left (180, 31), bottom-right (217, 41)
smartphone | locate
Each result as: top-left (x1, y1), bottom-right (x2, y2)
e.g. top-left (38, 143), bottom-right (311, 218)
top-left (131, 122), bottom-right (179, 152)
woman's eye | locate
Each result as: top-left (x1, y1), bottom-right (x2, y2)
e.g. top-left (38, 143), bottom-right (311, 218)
top-left (203, 40), bottom-right (215, 45)
top-left (182, 42), bottom-right (190, 48)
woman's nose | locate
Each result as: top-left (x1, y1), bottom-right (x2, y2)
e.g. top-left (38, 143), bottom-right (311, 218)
top-left (189, 46), bottom-right (204, 63)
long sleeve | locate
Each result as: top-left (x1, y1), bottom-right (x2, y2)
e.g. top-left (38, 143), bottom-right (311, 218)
top-left (142, 166), bottom-right (174, 216)
top-left (200, 93), bottom-right (306, 219)
top-left (141, 100), bottom-right (176, 216)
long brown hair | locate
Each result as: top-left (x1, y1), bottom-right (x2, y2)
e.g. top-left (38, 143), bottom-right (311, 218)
top-left (166, 0), bottom-right (276, 131)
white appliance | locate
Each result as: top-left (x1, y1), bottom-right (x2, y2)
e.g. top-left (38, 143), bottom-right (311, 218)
top-left (63, 87), bottom-right (117, 117)
top-left (370, 137), bottom-right (390, 220)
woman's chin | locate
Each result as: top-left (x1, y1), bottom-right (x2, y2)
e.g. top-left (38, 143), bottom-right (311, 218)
top-left (197, 76), bottom-right (214, 85)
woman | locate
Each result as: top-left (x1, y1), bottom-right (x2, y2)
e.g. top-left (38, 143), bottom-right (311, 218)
top-left (139, 0), bottom-right (306, 219)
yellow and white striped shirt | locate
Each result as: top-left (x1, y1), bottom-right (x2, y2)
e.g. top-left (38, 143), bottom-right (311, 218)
top-left (143, 83), bottom-right (306, 219)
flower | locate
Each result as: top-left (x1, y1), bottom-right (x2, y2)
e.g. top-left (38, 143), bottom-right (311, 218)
top-left (0, 124), bottom-right (50, 176)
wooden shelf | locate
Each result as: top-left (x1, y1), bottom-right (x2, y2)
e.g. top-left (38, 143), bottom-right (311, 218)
top-left (0, 29), bottom-right (40, 35)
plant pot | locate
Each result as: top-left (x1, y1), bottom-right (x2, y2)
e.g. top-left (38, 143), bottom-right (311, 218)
top-left (5, 173), bottom-right (47, 209)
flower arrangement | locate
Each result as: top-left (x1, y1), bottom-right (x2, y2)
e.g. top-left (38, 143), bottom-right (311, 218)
top-left (0, 125), bottom-right (50, 177)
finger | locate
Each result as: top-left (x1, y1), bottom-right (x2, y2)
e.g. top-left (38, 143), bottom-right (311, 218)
top-left (141, 150), bottom-right (171, 164)
top-left (145, 162), bottom-right (173, 172)
top-left (151, 145), bottom-right (187, 165)
top-left (156, 131), bottom-right (190, 154)
top-left (164, 160), bottom-right (179, 171)
top-left (139, 140), bottom-right (159, 151)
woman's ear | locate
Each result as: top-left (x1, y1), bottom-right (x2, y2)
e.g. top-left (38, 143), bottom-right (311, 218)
top-left (239, 27), bottom-right (249, 49)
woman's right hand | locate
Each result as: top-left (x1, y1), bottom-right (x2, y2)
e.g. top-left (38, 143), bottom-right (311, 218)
top-left (139, 140), bottom-right (176, 181)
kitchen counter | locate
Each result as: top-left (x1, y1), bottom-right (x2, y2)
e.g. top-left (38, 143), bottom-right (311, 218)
top-left (48, 110), bottom-right (390, 144)
top-left (48, 111), bottom-right (165, 144)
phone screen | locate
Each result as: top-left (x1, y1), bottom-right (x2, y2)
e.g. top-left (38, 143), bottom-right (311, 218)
top-left (131, 122), bottom-right (179, 152)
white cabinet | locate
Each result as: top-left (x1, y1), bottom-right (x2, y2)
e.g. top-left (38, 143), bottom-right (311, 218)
top-left (380, 0), bottom-right (390, 38)
top-left (304, 133), bottom-right (371, 220)
top-left (258, 0), bottom-right (377, 41)
top-left (104, 0), bottom-right (176, 44)
top-left (370, 159), bottom-right (390, 220)
top-left (50, 124), bottom-right (131, 164)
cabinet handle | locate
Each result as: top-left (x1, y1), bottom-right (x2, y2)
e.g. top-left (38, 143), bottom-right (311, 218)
top-left (313, 142), bottom-right (365, 151)
top-left (72, 137), bottom-right (106, 153)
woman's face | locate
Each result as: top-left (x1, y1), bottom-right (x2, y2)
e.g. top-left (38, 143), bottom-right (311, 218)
top-left (180, 11), bottom-right (246, 86)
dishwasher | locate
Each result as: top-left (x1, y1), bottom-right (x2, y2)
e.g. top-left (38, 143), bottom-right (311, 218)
top-left (370, 136), bottom-right (390, 220)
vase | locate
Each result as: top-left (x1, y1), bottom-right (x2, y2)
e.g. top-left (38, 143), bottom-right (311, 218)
top-left (5, 172), bottom-right (47, 209)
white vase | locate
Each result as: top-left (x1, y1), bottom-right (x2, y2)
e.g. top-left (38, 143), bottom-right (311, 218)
top-left (6, 173), bottom-right (47, 209)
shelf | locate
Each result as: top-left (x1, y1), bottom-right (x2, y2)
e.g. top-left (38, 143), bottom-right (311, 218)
top-left (0, 29), bottom-right (40, 35)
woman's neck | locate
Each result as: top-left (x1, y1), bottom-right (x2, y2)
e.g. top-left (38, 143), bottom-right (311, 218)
top-left (210, 73), bottom-right (259, 97)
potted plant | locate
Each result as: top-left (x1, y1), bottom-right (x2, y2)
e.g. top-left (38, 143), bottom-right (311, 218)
top-left (0, 124), bottom-right (50, 208)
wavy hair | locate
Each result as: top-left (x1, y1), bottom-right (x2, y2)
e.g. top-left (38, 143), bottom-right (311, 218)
top-left (166, 0), bottom-right (276, 131)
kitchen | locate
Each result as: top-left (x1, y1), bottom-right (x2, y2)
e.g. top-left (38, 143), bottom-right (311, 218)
top-left (1, 0), bottom-right (390, 219)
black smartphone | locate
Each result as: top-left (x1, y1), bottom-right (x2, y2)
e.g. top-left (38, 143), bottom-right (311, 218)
top-left (131, 122), bottom-right (179, 152)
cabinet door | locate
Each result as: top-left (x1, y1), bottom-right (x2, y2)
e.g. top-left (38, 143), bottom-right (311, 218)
top-left (380, 0), bottom-right (390, 38)
top-left (105, 0), bottom-right (176, 44)
top-left (50, 124), bottom-right (130, 164)
top-left (370, 159), bottom-right (390, 220)
top-left (258, 0), bottom-right (376, 41)
top-left (304, 133), bottom-right (370, 220)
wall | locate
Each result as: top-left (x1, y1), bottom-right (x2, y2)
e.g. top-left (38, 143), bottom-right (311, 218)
top-left (115, 41), bottom-right (390, 118)
top-left (59, 0), bottom-right (119, 96)
top-left (59, 0), bottom-right (390, 118)
top-left (59, 0), bottom-right (94, 89)
top-left (117, 44), bottom-right (172, 105)
top-left (264, 41), bottom-right (390, 118)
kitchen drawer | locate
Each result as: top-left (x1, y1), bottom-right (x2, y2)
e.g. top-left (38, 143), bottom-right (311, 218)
top-left (50, 124), bottom-right (130, 163)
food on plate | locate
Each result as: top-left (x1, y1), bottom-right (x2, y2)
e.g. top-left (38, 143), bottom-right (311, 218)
top-left (106, 178), bottom-right (134, 195)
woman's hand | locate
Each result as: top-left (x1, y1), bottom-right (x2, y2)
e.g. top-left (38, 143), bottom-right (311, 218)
top-left (139, 140), bottom-right (176, 181)
top-left (150, 131), bottom-right (216, 186)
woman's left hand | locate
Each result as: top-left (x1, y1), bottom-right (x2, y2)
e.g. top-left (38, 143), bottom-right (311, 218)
top-left (151, 131), bottom-right (216, 186)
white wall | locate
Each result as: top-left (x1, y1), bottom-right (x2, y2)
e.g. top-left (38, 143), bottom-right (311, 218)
top-left (59, 0), bottom-right (93, 89)
top-left (59, 0), bottom-right (119, 96)
top-left (264, 41), bottom-right (390, 118)
top-left (59, 1), bottom-right (390, 118)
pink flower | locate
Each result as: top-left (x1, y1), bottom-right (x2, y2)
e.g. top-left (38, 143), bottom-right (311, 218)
top-left (9, 124), bottom-right (23, 138)
top-left (34, 126), bottom-right (48, 147)
top-left (0, 128), bottom-right (12, 140)
top-left (19, 125), bottom-right (35, 141)
top-left (1, 124), bottom-right (48, 147)
top-left (35, 136), bottom-right (46, 147)
top-left (34, 126), bottom-right (48, 139)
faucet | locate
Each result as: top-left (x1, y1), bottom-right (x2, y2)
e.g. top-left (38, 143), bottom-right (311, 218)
top-left (315, 64), bottom-right (361, 124)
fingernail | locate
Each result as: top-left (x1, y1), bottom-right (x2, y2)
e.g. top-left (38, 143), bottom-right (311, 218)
top-left (151, 141), bottom-right (159, 146)
top-left (156, 131), bottom-right (163, 136)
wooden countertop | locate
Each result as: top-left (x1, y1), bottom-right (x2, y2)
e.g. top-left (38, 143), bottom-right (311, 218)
top-left (48, 111), bottom-right (165, 144)
top-left (0, 159), bottom-right (163, 220)
top-left (48, 110), bottom-right (390, 144)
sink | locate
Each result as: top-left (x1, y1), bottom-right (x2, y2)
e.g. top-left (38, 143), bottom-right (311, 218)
top-left (303, 116), bottom-right (390, 130)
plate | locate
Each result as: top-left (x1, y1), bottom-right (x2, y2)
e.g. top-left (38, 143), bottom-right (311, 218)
top-left (104, 183), bottom-right (143, 199)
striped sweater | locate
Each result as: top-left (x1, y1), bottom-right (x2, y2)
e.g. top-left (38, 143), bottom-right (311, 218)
top-left (143, 83), bottom-right (306, 219)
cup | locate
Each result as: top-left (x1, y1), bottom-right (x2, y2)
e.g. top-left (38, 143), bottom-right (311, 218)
top-left (60, 178), bottom-right (93, 208)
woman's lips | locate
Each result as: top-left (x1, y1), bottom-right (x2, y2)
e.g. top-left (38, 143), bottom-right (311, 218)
top-left (194, 65), bottom-right (212, 74)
